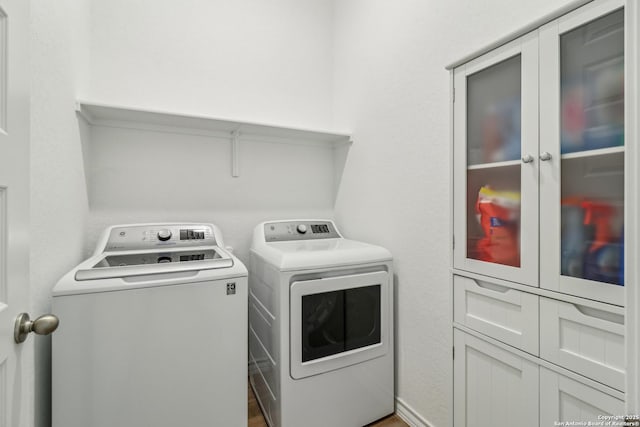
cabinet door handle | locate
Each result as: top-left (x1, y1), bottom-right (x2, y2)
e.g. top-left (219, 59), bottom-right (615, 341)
top-left (474, 279), bottom-right (511, 293)
top-left (573, 303), bottom-right (624, 325)
top-left (521, 154), bottom-right (534, 164)
top-left (539, 152), bottom-right (552, 161)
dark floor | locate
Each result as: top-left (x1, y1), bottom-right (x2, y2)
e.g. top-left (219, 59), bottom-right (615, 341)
top-left (248, 383), bottom-right (409, 427)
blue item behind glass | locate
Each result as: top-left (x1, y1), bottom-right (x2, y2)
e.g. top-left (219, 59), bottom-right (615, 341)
top-left (583, 125), bottom-right (624, 151)
top-left (561, 201), bottom-right (623, 286)
top-left (583, 243), bottom-right (622, 285)
top-left (561, 204), bottom-right (587, 277)
top-left (499, 98), bottom-right (521, 161)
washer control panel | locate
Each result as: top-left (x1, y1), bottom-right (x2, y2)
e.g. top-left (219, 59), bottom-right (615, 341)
top-left (104, 224), bottom-right (217, 251)
top-left (264, 221), bottom-right (340, 242)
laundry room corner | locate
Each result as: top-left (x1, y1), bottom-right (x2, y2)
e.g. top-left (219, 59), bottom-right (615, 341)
top-left (23, 1), bottom-right (622, 427)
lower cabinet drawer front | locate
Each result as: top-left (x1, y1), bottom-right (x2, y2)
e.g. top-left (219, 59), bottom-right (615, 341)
top-left (539, 367), bottom-right (624, 426)
top-left (454, 330), bottom-right (539, 427)
top-left (454, 275), bottom-right (539, 355)
top-left (540, 297), bottom-right (625, 391)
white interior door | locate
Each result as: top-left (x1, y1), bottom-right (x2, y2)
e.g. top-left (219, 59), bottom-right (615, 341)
top-left (0, 0), bottom-right (32, 426)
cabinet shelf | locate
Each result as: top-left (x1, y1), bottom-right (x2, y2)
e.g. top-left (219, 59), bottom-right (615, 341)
top-left (466, 146), bottom-right (625, 170)
top-left (560, 146), bottom-right (624, 160)
top-left (467, 159), bottom-right (521, 170)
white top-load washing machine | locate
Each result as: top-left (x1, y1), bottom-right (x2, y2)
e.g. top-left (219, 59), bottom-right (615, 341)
top-left (249, 219), bottom-right (394, 427)
top-left (52, 223), bottom-right (248, 427)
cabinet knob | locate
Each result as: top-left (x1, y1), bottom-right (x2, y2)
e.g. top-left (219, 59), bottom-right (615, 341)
top-left (539, 152), bottom-right (552, 161)
top-left (521, 154), bottom-right (534, 164)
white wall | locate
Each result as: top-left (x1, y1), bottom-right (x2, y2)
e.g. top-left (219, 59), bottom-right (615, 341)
top-left (31, 2), bottom-right (338, 424)
top-left (81, 0), bottom-right (339, 259)
top-left (88, 0), bottom-right (334, 130)
top-left (30, 1), bottom-right (91, 427)
top-left (331, 1), bottom-right (576, 426)
top-left (84, 123), bottom-right (338, 260)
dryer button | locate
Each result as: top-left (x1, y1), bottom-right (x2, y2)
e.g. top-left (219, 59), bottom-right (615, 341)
top-left (157, 229), bottom-right (172, 241)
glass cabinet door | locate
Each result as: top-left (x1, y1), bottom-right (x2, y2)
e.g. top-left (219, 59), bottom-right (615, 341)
top-left (539, 2), bottom-right (625, 305)
top-left (453, 33), bottom-right (539, 287)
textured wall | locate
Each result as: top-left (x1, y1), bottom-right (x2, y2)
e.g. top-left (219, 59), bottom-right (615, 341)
top-left (80, 0), bottom-right (339, 260)
top-left (88, 0), bottom-right (335, 130)
top-left (84, 124), bottom-right (339, 261)
top-left (30, 1), bottom-right (91, 427)
top-left (331, 0), bottom-right (576, 425)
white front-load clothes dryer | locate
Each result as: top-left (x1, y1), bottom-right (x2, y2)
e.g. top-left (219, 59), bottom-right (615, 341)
top-left (52, 223), bottom-right (248, 427)
top-left (248, 220), bottom-right (394, 427)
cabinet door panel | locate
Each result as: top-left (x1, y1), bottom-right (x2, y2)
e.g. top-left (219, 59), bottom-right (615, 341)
top-left (539, 0), bottom-right (625, 306)
top-left (454, 330), bottom-right (538, 427)
top-left (453, 33), bottom-right (538, 287)
top-left (540, 367), bottom-right (624, 426)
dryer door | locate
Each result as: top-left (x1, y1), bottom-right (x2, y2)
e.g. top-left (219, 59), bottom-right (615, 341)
top-left (290, 270), bottom-right (390, 379)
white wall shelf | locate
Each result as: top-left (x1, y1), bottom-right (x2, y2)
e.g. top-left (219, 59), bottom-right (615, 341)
top-left (76, 101), bottom-right (352, 177)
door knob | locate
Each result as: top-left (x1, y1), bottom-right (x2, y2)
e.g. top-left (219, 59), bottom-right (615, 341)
top-left (14, 313), bottom-right (59, 343)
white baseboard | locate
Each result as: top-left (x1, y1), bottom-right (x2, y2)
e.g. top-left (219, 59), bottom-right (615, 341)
top-left (395, 397), bottom-right (433, 427)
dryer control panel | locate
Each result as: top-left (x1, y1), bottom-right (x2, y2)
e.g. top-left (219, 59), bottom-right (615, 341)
top-left (104, 224), bottom-right (218, 251)
top-left (264, 220), bottom-right (340, 242)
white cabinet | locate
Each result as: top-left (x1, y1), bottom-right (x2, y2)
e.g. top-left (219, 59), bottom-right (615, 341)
top-left (453, 330), bottom-right (538, 427)
top-left (452, 0), bottom-right (626, 306)
top-left (454, 329), bottom-right (625, 427)
top-left (450, 0), bottom-right (634, 422)
top-left (540, 368), bottom-right (624, 426)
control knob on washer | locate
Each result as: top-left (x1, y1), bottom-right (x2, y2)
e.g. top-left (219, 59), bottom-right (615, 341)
top-left (157, 229), bottom-right (172, 241)
top-left (296, 224), bottom-right (307, 234)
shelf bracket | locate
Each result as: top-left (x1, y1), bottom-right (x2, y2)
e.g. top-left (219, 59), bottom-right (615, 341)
top-left (231, 129), bottom-right (240, 177)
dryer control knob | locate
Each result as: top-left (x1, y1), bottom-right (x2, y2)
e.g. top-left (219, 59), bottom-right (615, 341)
top-left (157, 229), bottom-right (172, 241)
top-left (296, 224), bottom-right (307, 234)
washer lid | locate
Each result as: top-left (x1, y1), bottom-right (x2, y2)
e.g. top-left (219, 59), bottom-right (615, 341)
top-left (252, 238), bottom-right (392, 271)
top-left (74, 246), bottom-right (233, 281)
